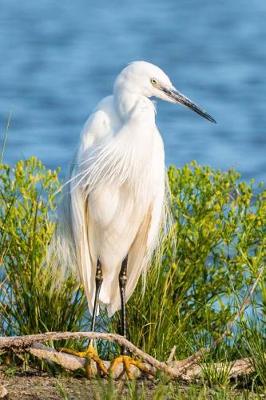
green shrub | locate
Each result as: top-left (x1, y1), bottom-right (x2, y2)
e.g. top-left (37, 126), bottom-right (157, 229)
top-left (0, 157), bottom-right (264, 376)
top-left (0, 157), bottom-right (87, 335)
top-left (111, 162), bottom-right (265, 360)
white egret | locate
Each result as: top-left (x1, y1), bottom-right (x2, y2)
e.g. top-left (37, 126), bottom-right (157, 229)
top-left (57, 61), bottom-right (215, 376)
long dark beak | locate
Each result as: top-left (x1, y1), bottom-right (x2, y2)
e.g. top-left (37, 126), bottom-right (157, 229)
top-left (162, 87), bottom-right (216, 123)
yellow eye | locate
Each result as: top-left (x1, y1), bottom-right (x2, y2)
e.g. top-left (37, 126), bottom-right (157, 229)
top-left (151, 78), bottom-right (157, 85)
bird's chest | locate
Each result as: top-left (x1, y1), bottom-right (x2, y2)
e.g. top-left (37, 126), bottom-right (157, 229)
top-left (127, 125), bottom-right (165, 194)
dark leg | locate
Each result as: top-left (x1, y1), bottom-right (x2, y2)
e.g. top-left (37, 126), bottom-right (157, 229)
top-left (119, 255), bottom-right (128, 355)
top-left (60, 259), bottom-right (107, 376)
top-left (90, 259), bottom-right (103, 332)
top-left (109, 254), bottom-right (149, 377)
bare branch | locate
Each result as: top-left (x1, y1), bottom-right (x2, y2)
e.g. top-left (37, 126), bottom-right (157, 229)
top-left (30, 343), bottom-right (255, 380)
top-left (0, 332), bottom-right (177, 378)
top-left (0, 332), bottom-right (261, 380)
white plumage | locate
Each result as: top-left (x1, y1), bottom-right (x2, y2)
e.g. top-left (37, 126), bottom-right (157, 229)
top-left (55, 61), bottom-right (215, 318)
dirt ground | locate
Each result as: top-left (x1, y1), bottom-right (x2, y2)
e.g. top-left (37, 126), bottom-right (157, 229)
top-left (1, 373), bottom-right (96, 400)
top-left (1, 368), bottom-right (265, 400)
top-left (0, 369), bottom-right (155, 400)
top-left (0, 373), bottom-right (136, 400)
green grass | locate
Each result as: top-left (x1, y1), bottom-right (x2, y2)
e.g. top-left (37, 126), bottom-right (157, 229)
top-left (241, 323), bottom-right (266, 388)
top-left (0, 156), bottom-right (265, 396)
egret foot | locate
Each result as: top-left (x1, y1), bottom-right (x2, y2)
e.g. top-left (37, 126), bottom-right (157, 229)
top-left (60, 343), bottom-right (108, 378)
top-left (109, 355), bottom-right (149, 379)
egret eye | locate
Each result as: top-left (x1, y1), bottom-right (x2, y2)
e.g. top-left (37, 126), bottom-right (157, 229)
top-left (151, 78), bottom-right (157, 85)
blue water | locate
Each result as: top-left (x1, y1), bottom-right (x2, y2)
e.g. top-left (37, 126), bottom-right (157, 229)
top-left (0, 0), bottom-right (265, 181)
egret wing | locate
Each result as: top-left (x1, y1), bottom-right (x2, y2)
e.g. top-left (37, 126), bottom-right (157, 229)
top-left (56, 98), bottom-right (115, 313)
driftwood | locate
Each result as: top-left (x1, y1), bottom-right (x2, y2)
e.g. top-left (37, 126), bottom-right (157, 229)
top-left (0, 266), bottom-right (264, 383)
top-left (29, 344), bottom-right (254, 381)
top-left (0, 332), bottom-right (257, 381)
top-left (28, 338), bottom-right (256, 381)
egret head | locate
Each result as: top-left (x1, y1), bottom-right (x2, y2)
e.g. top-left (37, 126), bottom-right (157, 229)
top-left (114, 61), bottom-right (216, 123)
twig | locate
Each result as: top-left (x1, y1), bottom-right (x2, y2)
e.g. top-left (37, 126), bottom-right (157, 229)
top-left (167, 346), bottom-right (176, 363)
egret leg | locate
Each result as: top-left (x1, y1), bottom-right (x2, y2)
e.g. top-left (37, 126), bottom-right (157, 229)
top-left (109, 256), bottom-right (150, 379)
top-left (119, 255), bottom-right (128, 354)
top-left (90, 259), bottom-right (103, 334)
top-left (60, 259), bottom-right (107, 377)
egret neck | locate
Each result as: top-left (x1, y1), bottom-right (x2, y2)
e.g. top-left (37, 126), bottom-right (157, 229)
top-left (113, 80), bottom-right (156, 126)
